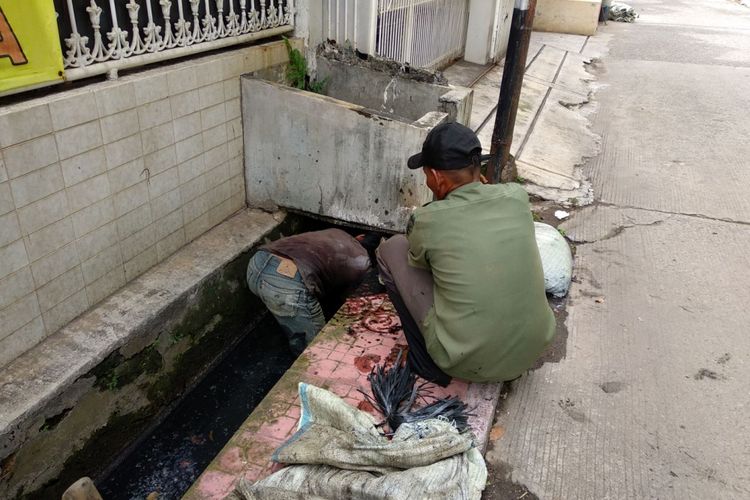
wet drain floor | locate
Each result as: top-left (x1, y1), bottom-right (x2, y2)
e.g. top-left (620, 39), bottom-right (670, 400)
top-left (97, 316), bottom-right (294, 500)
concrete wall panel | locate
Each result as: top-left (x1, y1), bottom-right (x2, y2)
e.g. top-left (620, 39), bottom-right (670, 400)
top-left (534, 0), bottom-right (602, 36)
top-left (316, 56), bottom-right (472, 125)
top-left (242, 78), bottom-right (442, 232)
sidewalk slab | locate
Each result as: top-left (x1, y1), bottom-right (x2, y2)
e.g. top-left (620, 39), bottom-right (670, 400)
top-left (446, 32), bottom-right (600, 205)
top-left (184, 289), bottom-right (501, 500)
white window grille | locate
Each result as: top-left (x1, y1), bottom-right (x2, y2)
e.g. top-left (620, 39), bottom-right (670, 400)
top-left (55, 0), bottom-right (294, 81)
top-left (322, 0), bottom-right (469, 70)
top-left (376, 0), bottom-right (469, 69)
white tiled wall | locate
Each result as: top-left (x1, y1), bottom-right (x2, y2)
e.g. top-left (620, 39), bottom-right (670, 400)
top-left (0, 39), bottom-right (295, 368)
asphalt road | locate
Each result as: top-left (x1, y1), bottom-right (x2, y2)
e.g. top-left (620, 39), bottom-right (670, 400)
top-left (487, 0), bottom-right (750, 498)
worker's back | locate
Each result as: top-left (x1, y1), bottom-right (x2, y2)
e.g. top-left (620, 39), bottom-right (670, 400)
top-left (261, 228), bottom-right (370, 299)
top-left (407, 182), bottom-right (554, 382)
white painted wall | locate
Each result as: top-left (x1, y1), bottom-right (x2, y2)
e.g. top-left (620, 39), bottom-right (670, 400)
top-left (465, 0), bottom-right (516, 64)
top-left (465, 0), bottom-right (500, 64)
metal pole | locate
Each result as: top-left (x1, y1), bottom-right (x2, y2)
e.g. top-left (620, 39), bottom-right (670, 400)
top-left (486, 0), bottom-right (537, 184)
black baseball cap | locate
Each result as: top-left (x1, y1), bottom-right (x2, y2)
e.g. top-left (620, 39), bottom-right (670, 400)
top-left (407, 121), bottom-right (491, 170)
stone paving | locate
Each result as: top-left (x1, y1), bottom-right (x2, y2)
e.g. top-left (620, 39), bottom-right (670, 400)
top-left (184, 288), bottom-right (502, 499)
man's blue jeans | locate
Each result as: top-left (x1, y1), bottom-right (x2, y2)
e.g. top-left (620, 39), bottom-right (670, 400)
top-left (246, 250), bottom-right (326, 355)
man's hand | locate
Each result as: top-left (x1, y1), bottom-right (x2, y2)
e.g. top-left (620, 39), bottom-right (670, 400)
top-left (480, 174), bottom-right (489, 184)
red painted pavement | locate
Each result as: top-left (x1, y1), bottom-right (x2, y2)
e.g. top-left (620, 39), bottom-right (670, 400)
top-left (184, 293), bottom-right (501, 499)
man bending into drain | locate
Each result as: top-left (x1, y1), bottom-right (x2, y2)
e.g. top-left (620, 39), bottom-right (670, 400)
top-left (377, 122), bottom-right (555, 387)
top-left (247, 229), bottom-right (379, 355)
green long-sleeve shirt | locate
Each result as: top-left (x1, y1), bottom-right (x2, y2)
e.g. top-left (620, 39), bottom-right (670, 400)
top-left (407, 182), bottom-right (554, 382)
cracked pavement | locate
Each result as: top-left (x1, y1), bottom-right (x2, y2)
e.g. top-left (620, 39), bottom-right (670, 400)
top-left (485, 0), bottom-right (750, 498)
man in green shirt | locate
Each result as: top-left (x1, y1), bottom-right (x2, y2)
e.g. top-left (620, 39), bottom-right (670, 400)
top-left (377, 122), bottom-right (554, 386)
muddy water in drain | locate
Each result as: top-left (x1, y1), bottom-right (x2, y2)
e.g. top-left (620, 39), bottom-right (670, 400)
top-left (97, 316), bottom-right (294, 500)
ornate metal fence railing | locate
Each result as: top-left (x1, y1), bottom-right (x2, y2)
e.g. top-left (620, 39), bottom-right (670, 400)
top-left (55, 0), bottom-right (294, 81)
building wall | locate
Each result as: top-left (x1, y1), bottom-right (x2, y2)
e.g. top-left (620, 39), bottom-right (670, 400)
top-left (0, 39), bottom-right (298, 368)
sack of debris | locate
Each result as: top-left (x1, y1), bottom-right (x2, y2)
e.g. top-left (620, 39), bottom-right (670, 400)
top-left (231, 383), bottom-right (487, 500)
top-left (534, 222), bottom-right (573, 298)
top-left (609, 2), bottom-right (638, 22)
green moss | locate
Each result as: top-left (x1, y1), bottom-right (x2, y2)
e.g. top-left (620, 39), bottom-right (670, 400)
top-left (26, 409), bottom-right (155, 500)
top-left (90, 343), bottom-right (163, 391)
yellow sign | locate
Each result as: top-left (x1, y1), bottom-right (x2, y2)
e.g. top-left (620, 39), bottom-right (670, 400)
top-left (0, 0), bottom-right (64, 93)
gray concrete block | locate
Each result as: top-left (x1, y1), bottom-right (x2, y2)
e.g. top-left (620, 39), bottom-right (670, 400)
top-left (100, 109), bottom-right (140, 144)
top-left (123, 245), bottom-right (157, 282)
top-left (81, 243), bottom-right (123, 285)
top-left (113, 181), bottom-right (149, 218)
top-left (204, 143), bottom-right (228, 171)
top-left (141, 120), bottom-right (174, 154)
top-left (41, 289), bottom-right (88, 335)
top-left (242, 78), bottom-right (437, 231)
top-left (134, 73), bottom-right (169, 106)
top-left (137, 98), bottom-right (172, 130)
top-left (0, 293), bottom-right (41, 342)
top-left (75, 221), bottom-right (118, 262)
top-left (198, 82), bottom-right (225, 110)
top-left (107, 158), bottom-right (146, 193)
top-left (0, 267), bottom-right (35, 310)
top-left (0, 316), bottom-right (45, 370)
top-left (167, 65), bottom-right (199, 95)
top-left (49, 92), bottom-right (98, 132)
top-left (155, 228), bottom-right (186, 262)
top-left (29, 242), bottom-right (80, 288)
top-left (316, 56), bottom-right (473, 125)
top-left (36, 266), bottom-right (85, 312)
top-left (0, 211), bottom-right (21, 248)
top-left (175, 134), bottom-right (204, 163)
top-left (200, 102), bottom-right (227, 131)
top-left (66, 173), bottom-right (111, 213)
top-left (17, 191), bottom-right (69, 236)
top-left (94, 82), bottom-right (136, 117)
top-left (10, 163), bottom-right (65, 208)
top-left (85, 266), bottom-right (125, 306)
top-left (150, 188), bottom-right (182, 221)
top-left (0, 239), bottom-right (30, 281)
top-left (120, 224), bottom-right (156, 263)
top-left (0, 183), bottom-right (12, 216)
top-left (116, 203), bottom-right (152, 240)
top-left (55, 121), bottom-right (103, 161)
top-left (173, 112), bottom-right (201, 143)
top-left (3, 134), bottom-right (59, 180)
top-left (24, 216), bottom-right (76, 263)
top-left (143, 144), bottom-right (177, 176)
top-left (72, 198), bottom-right (116, 240)
top-left (61, 147), bottom-right (107, 188)
top-left (0, 104), bottom-right (53, 149)
top-left (170, 89), bottom-right (201, 120)
top-left (148, 166), bottom-right (180, 200)
top-left (201, 123), bottom-right (227, 150)
top-left (104, 134), bottom-right (143, 170)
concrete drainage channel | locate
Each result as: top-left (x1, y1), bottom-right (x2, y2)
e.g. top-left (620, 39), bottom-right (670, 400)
top-left (95, 315), bottom-right (294, 499)
top-left (0, 211), bottom-right (333, 499)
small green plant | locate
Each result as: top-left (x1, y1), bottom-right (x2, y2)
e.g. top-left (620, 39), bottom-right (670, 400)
top-left (558, 228), bottom-right (567, 237)
top-left (516, 176), bottom-right (526, 184)
top-left (284, 37), bottom-right (307, 90)
top-left (107, 372), bottom-right (119, 391)
top-left (307, 77), bottom-right (329, 94)
top-left (568, 197), bottom-right (579, 207)
top-left (532, 211), bottom-right (542, 222)
top-left (283, 37), bottom-right (328, 94)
